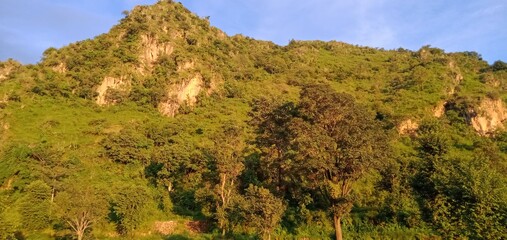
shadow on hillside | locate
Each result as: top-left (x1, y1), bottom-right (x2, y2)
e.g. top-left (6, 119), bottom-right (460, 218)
top-left (164, 234), bottom-right (192, 240)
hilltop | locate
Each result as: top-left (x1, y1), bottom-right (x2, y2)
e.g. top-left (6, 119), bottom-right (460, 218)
top-left (0, 1), bottom-right (506, 239)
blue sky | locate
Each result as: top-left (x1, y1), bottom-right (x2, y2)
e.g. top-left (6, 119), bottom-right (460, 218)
top-left (1, 0), bottom-right (505, 64)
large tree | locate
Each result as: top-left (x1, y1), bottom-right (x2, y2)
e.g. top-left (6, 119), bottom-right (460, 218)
top-left (254, 84), bottom-right (388, 240)
top-left (295, 85), bottom-right (388, 240)
top-left (250, 98), bottom-right (299, 196)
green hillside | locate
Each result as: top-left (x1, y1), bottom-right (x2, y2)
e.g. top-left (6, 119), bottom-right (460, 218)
top-left (0, 1), bottom-right (506, 239)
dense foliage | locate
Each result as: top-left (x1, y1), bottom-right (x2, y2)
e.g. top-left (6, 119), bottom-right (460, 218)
top-left (0, 0), bottom-right (506, 239)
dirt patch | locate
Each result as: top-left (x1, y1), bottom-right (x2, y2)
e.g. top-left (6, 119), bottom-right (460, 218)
top-left (154, 221), bottom-right (177, 235)
top-left (153, 220), bottom-right (207, 235)
top-left (185, 220), bottom-right (208, 233)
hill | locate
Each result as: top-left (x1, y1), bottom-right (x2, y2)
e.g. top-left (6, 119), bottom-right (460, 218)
top-left (0, 0), bottom-right (506, 239)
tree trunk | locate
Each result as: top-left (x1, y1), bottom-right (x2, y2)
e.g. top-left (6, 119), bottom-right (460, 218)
top-left (333, 214), bottom-right (342, 240)
top-left (51, 187), bottom-right (55, 202)
top-left (77, 231), bottom-right (83, 240)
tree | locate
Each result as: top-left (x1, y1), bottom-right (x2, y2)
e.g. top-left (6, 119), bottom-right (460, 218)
top-left (430, 156), bottom-right (507, 239)
top-left (295, 84), bottom-right (388, 240)
top-left (412, 119), bottom-right (450, 202)
top-left (200, 123), bottom-right (246, 235)
top-left (55, 182), bottom-right (108, 240)
top-left (253, 84), bottom-right (388, 240)
top-left (250, 98), bottom-right (298, 194)
top-left (413, 122), bottom-right (507, 239)
top-left (243, 185), bottom-right (285, 240)
top-left (28, 143), bottom-right (71, 202)
top-left (491, 60), bottom-right (507, 72)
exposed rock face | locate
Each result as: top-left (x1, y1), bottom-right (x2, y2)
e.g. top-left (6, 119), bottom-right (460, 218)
top-left (139, 34), bottom-right (173, 72)
top-left (0, 60), bottom-right (21, 81)
top-left (470, 98), bottom-right (507, 135)
top-left (447, 61), bottom-right (463, 95)
top-left (177, 61), bottom-right (195, 72)
top-left (397, 119), bottom-right (419, 135)
top-left (158, 74), bottom-right (204, 117)
top-left (96, 76), bottom-right (130, 105)
top-left (0, 65), bottom-right (14, 81)
top-left (0, 177), bottom-right (13, 190)
top-left (51, 62), bottom-right (67, 73)
top-left (482, 73), bottom-right (501, 87)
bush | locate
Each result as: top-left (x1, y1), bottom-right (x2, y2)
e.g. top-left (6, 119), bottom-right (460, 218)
top-left (102, 129), bottom-right (153, 164)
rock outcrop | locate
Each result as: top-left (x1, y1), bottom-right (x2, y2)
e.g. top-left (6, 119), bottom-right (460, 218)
top-left (96, 76), bottom-right (130, 105)
top-left (447, 61), bottom-right (463, 95)
top-left (433, 101), bottom-right (447, 118)
top-left (51, 62), bottom-right (67, 74)
top-left (397, 119), bottom-right (419, 135)
top-left (158, 74), bottom-right (204, 117)
top-left (138, 34), bottom-right (173, 73)
top-left (0, 61), bottom-right (17, 81)
top-left (469, 98), bottom-right (507, 135)
top-left (177, 61), bottom-right (195, 72)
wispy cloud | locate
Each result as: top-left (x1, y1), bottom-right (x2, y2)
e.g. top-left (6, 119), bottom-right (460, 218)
top-left (1, 0), bottom-right (505, 63)
top-left (0, 0), bottom-right (155, 63)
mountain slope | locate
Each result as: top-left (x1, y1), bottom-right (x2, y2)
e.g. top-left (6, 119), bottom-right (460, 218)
top-left (0, 0), bottom-right (506, 239)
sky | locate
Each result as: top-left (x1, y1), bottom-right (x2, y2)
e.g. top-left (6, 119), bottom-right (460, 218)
top-left (0, 0), bottom-right (506, 64)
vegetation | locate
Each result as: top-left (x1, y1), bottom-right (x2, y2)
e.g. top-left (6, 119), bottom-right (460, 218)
top-left (0, 0), bottom-right (506, 239)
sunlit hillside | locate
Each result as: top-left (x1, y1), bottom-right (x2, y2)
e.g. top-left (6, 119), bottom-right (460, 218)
top-left (0, 1), bottom-right (506, 239)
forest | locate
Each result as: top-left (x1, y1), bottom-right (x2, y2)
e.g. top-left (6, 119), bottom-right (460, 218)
top-left (0, 1), bottom-right (506, 239)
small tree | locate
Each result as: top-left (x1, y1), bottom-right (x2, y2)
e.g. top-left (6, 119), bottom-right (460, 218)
top-left (55, 182), bottom-right (107, 240)
top-left (243, 185), bottom-right (285, 240)
top-left (202, 123), bottom-right (246, 235)
top-left (28, 143), bottom-right (69, 202)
